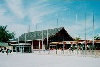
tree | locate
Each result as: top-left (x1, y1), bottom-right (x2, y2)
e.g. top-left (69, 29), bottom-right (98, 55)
top-left (0, 25), bottom-right (15, 42)
top-left (94, 35), bottom-right (100, 40)
top-left (74, 36), bottom-right (81, 41)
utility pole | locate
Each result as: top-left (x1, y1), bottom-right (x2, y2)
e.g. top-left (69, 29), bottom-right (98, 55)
top-left (47, 29), bottom-right (48, 50)
top-left (76, 14), bottom-right (77, 23)
top-left (42, 26), bottom-right (44, 51)
top-left (36, 24), bottom-right (37, 38)
top-left (57, 18), bottom-right (58, 29)
top-left (28, 25), bottom-right (30, 33)
top-left (24, 33), bottom-right (26, 53)
top-left (85, 13), bottom-right (87, 56)
top-left (18, 36), bottom-right (20, 52)
top-left (63, 37), bottom-right (64, 54)
top-left (92, 12), bottom-right (95, 55)
top-left (76, 14), bottom-right (79, 55)
top-left (56, 14), bottom-right (59, 54)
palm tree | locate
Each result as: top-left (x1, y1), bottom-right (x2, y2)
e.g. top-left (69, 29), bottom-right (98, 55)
top-left (94, 35), bottom-right (100, 40)
top-left (0, 25), bottom-right (15, 42)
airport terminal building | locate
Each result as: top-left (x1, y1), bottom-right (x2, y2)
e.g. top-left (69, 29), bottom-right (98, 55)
top-left (9, 27), bottom-right (100, 53)
top-left (9, 27), bottom-right (74, 53)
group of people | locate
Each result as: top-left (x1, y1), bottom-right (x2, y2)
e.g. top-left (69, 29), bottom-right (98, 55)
top-left (0, 48), bottom-right (12, 55)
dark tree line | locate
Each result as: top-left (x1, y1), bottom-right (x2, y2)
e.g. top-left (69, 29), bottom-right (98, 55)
top-left (0, 25), bottom-right (15, 42)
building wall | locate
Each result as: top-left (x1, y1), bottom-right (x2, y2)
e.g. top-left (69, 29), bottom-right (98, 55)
top-left (32, 40), bottom-right (42, 49)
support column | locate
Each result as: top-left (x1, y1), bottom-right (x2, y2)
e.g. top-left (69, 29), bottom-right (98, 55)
top-left (39, 40), bottom-right (40, 53)
top-left (63, 43), bottom-right (65, 54)
top-left (71, 42), bottom-right (73, 54)
top-left (23, 45), bottom-right (24, 53)
top-left (42, 30), bottom-right (44, 51)
top-left (56, 44), bottom-right (57, 54)
top-left (20, 45), bottom-right (23, 53)
top-left (31, 41), bottom-right (34, 53)
top-left (16, 46), bottom-right (17, 52)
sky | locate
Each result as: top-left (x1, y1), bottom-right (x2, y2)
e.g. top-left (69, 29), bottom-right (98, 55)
top-left (0, 0), bottom-right (100, 40)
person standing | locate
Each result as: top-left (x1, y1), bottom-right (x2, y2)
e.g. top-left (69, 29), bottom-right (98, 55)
top-left (6, 49), bottom-right (9, 55)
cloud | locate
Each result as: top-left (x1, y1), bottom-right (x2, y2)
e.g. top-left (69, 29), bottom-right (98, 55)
top-left (5, 0), bottom-right (25, 19)
top-left (0, 8), bottom-right (27, 37)
top-left (0, 0), bottom-right (58, 37)
top-left (0, 0), bottom-right (99, 39)
top-left (27, 2), bottom-right (59, 25)
top-left (0, 7), bottom-right (14, 25)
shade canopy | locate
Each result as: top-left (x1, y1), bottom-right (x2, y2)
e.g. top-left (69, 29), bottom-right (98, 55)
top-left (0, 42), bottom-right (9, 47)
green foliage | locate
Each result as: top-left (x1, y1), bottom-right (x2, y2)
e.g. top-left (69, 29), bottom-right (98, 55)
top-left (94, 35), bottom-right (100, 40)
top-left (74, 36), bottom-right (81, 41)
top-left (0, 25), bottom-right (15, 42)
